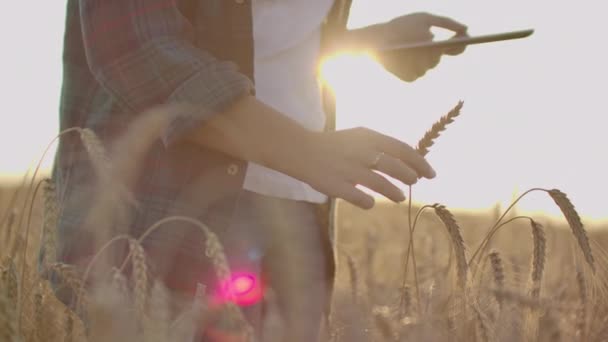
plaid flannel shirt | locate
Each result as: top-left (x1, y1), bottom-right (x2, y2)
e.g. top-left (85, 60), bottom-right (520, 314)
top-left (53, 0), bottom-right (352, 289)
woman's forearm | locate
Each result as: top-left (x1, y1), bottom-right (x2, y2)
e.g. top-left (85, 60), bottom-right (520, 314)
top-left (186, 95), bottom-right (314, 173)
top-left (185, 95), bottom-right (435, 209)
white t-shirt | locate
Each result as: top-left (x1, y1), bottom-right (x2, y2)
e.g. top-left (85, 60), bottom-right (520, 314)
top-left (244, 0), bottom-right (335, 203)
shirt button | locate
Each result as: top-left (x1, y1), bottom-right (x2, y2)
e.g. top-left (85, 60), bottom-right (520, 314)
top-left (227, 163), bottom-right (239, 176)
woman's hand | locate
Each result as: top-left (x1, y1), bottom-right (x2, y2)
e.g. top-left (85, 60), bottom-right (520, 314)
top-left (189, 96), bottom-right (436, 210)
top-left (281, 127), bottom-right (436, 209)
top-left (372, 12), bottom-right (468, 81)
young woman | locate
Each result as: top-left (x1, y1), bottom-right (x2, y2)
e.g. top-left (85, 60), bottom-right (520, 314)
top-left (53, 0), bottom-right (467, 340)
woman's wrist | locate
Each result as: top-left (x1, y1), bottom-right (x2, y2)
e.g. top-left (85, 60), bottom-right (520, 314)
top-left (187, 95), bottom-right (318, 176)
top-left (263, 128), bottom-right (320, 181)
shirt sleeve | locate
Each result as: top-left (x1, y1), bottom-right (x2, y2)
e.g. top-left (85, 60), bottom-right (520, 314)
top-left (78, 0), bottom-right (254, 146)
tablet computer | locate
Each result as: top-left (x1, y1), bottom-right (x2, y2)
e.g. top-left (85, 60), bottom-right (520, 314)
top-left (375, 29), bottom-right (534, 51)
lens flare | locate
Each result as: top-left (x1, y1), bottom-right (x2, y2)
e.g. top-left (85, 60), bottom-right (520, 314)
top-left (232, 274), bottom-right (255, 295)
top-left (217, 272), bottom-right (264, 307)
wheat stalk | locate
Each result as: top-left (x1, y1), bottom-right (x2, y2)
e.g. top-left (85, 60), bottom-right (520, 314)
top-left (416, 101), bottom-right (464, 156)
top-left (170, 283), bottom-right (207, 341)
top-left (144, 280), bottom-right (170, 342)
top-left (192, 282), bottom-right (208, 322)
top-left (575, 267), bottom-right (588, 340)
top-left (346, 254), bottom-right (359, 304)
top-left (432, 204), bottom-right (468, 289)
top-left (110, 267), bottom-right (129, 301)
top-left (423, 281), bottom-right (435, 316)
top-left (548, 189), bottom-right (595, 272)
top-left (401, 284), bottom-right (412, 318)
top-left (472, 304), bottom-right (490, 342)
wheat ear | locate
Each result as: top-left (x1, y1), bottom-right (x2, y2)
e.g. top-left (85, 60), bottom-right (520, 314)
top-left (135, 216), bottom-right (253, 338)
top-left (63, 306), bottom-right (74, 342)
top-left (1, 259), bottom-right (18, 307)
top-left (47, 263), bottom-right (88, 318)
top-left (529, 220), bottom-right (546, 299)
top-left (41, 179), bottom-right (59, 268)
top-left (32, 287), bottom-right (44, 342)
top-left (128, 238), bottom-right (149, 329)
top-left (548, 189), bottom-right (595, 272)
top-left (524, 220), bottom-right (546, 341)
top-left (0, 283), bottom-right (18, 342)
top-left (432, 204), bottom-right (468, 289)
top-left (0, 259), bottom-right (19, 342)
top-left (488, 250), bottom-right (505, 308)
top-left (416, 101), bottom-right (464, 156)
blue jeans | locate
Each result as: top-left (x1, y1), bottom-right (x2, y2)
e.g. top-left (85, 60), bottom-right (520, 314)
top-left (214, 190), bottom-right (335, 341)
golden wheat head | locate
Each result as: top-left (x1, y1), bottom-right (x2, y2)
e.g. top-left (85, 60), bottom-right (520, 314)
top-left (128, 238), bottom-right (148, 328)
top-left (529, 220), bottom-right (546, 299)
top-left (548, 189), bottom-right (595, 272)
top-left (416, 101), bottom-right (464, 156)
top-left (432, 204), bottom-right (468, 289)
top-left (41, 178), bottom-right (59, 268)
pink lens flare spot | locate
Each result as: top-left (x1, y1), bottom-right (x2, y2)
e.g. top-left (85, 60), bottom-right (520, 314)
top-left (233, 275), bottom-right (255, 295)
top-left (218, 272), bottom-right (264, 307)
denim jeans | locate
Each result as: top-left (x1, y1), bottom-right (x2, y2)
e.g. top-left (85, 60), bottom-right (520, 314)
top-left (211, 190), bottom-right (335, 341)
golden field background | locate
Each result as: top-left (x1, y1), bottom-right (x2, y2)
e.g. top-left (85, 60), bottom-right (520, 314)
top-left (1, 177), bottom-right (607, 341)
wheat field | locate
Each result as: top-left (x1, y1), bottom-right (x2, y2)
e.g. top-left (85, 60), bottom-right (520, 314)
top-left (1, 102), bottom-right (607, 341)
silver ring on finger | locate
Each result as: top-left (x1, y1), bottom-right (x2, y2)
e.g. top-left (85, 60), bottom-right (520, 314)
top-left (371, 152), bottom-right (385, 169)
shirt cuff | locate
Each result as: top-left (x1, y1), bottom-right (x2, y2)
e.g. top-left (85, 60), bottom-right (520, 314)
top-left (162, 61), bottom-right (254, 147)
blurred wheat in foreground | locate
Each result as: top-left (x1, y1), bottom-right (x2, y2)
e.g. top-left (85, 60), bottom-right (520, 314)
top-left (1, 103), bottom-right (607, 341)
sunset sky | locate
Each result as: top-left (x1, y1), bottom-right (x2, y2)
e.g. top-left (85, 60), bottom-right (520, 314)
top-left (1, 1), bottom-right (606, 220)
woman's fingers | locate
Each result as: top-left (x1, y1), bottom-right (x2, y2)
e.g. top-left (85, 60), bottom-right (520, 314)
top-left (374, 153), bottom-right (419, 185)
top-left (410, 49), bottom-right (442, 79)
top-left (353, 167), bottom-right (406, 203)
top-left (363, 130), bottom-right (436, 179)
top-left (444, 32), bottom-right (469, 56)
top-left (425, 14), bottom-right (468, 34)
top-left (308, 127), bottom-right (439, 209)
top-left (334, 181), bottom-right (375, 209)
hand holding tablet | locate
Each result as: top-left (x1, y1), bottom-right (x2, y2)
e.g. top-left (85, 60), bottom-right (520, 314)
top-left (375, 29), bottom-right (535, 53)
top-left (366, 12), bottom-right (534, 82)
